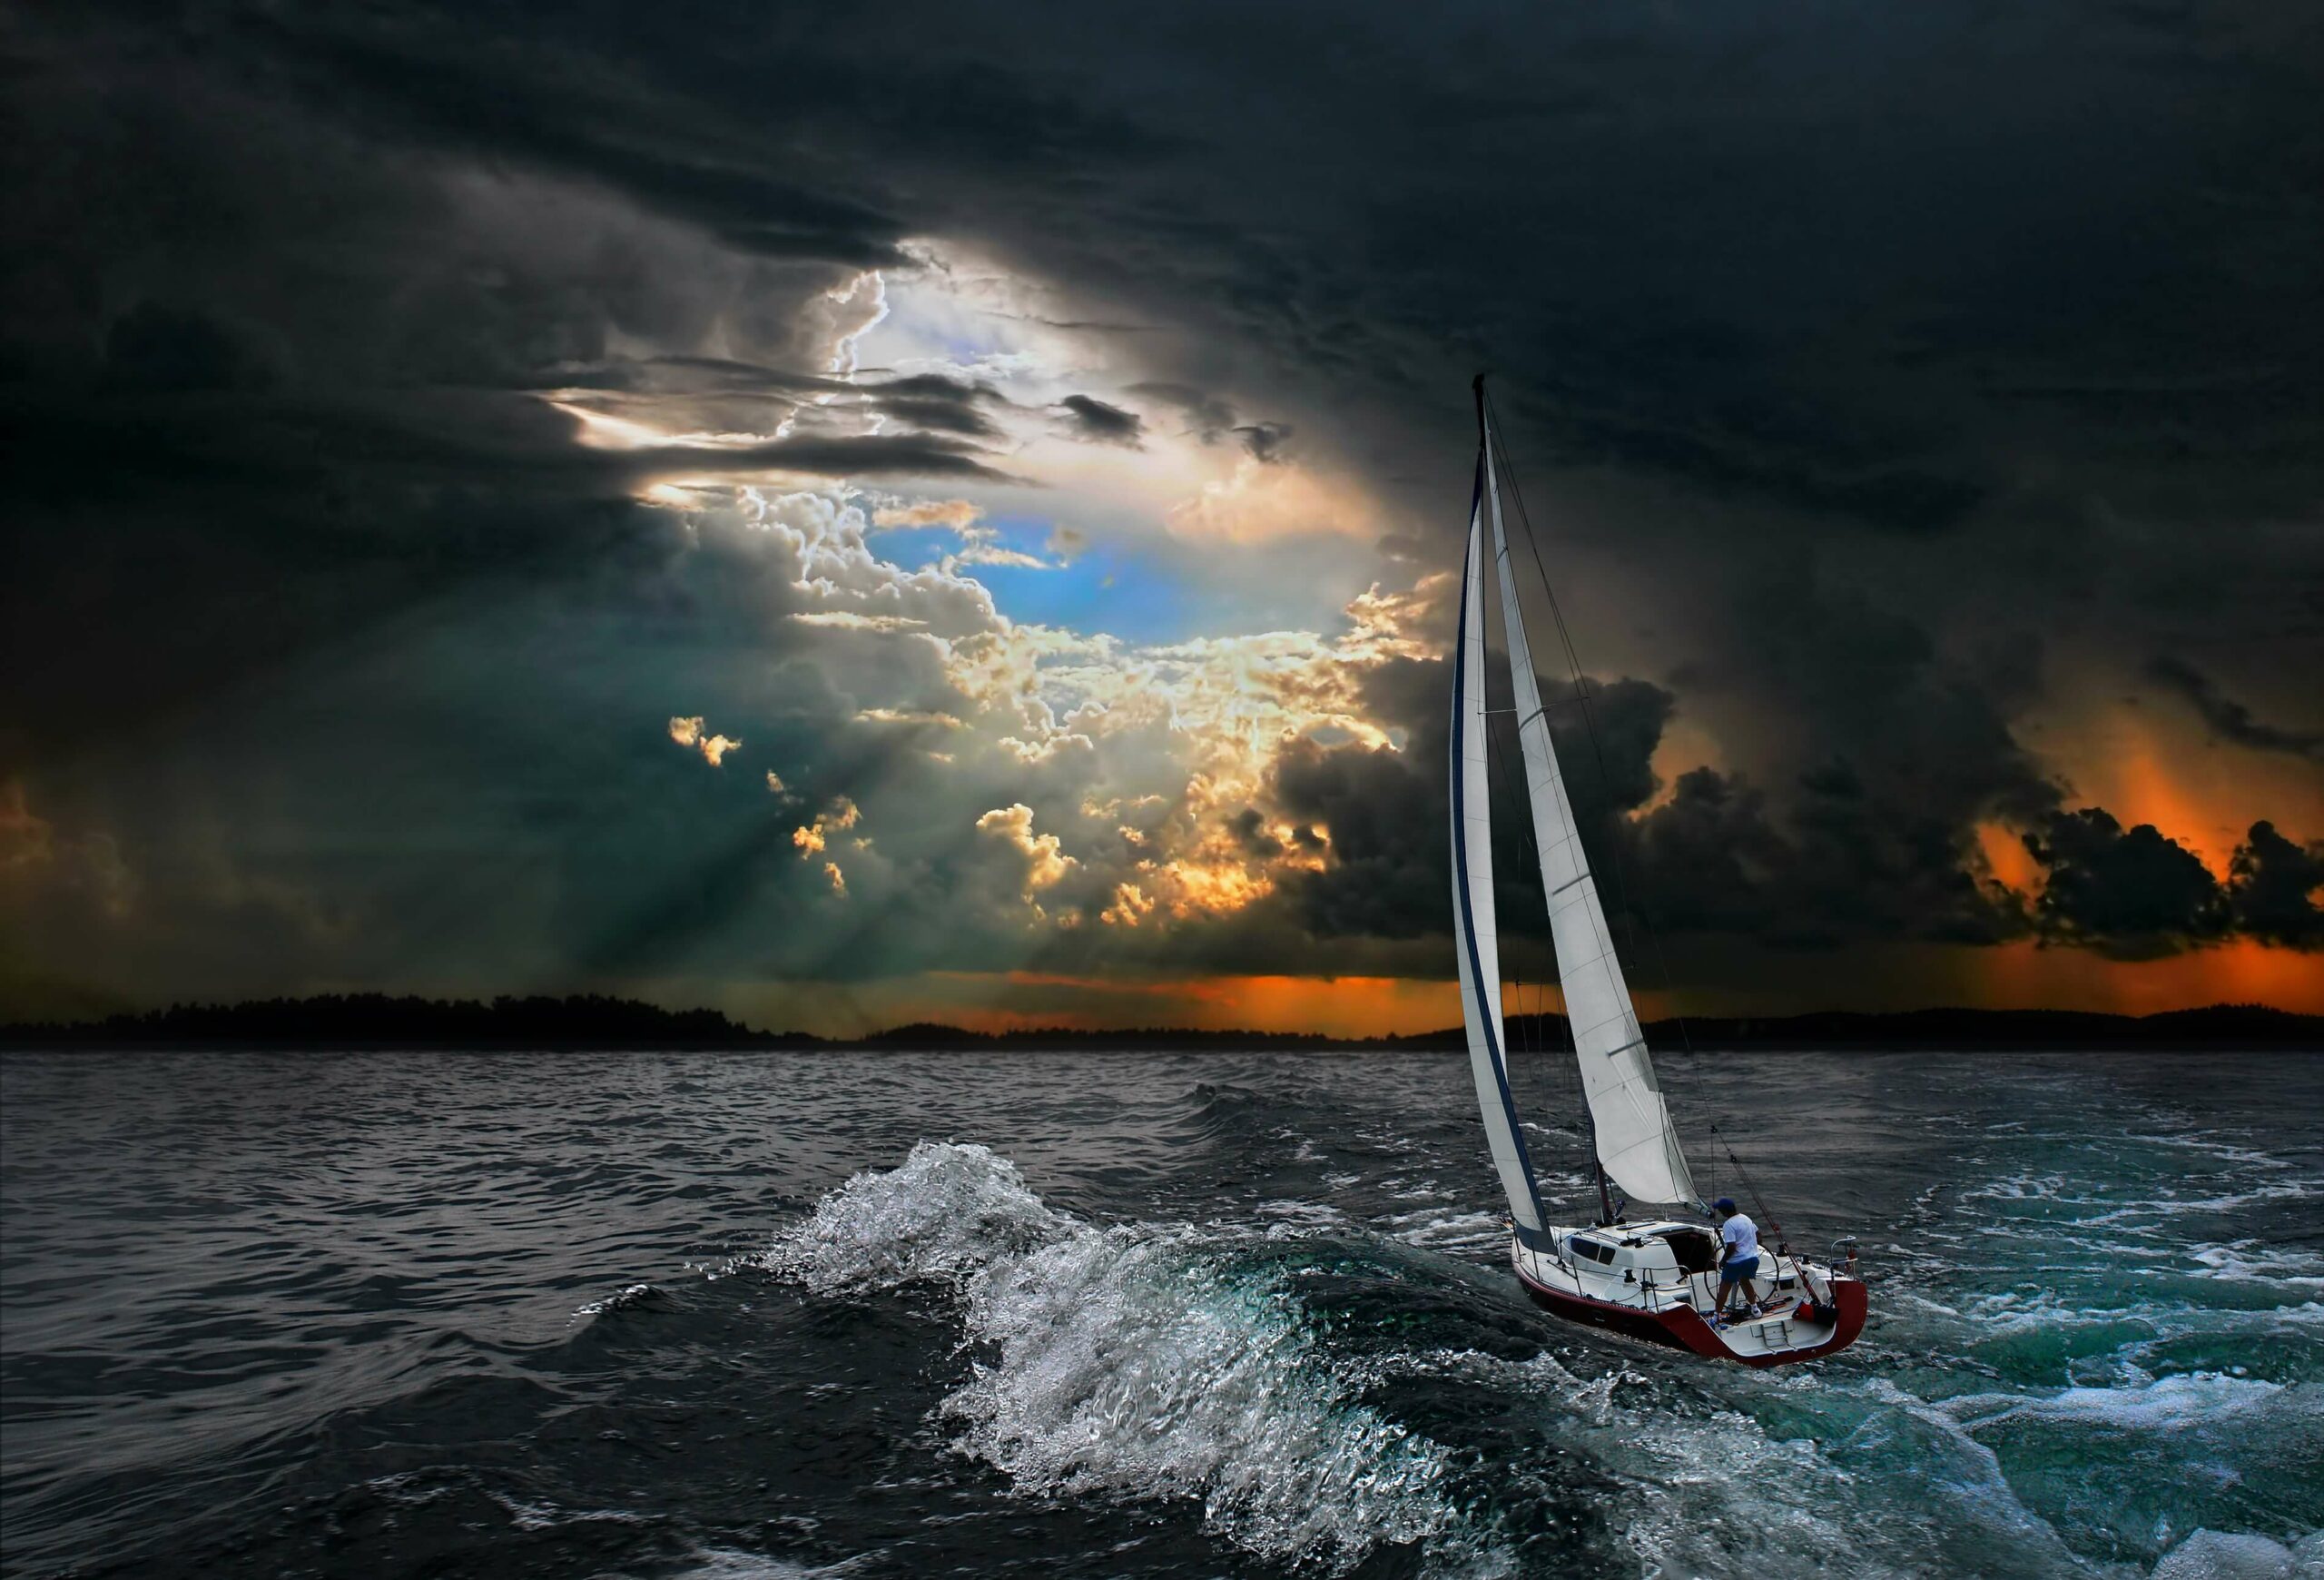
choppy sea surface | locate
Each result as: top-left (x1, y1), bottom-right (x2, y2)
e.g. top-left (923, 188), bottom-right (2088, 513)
top-left (3, 1049), bottom-right (2320, 1579)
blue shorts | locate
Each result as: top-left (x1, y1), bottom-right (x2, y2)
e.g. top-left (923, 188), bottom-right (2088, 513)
top-left (1718, 1256), bottom-right (1761, 1284)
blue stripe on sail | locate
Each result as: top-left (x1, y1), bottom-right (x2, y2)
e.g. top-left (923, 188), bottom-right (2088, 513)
top-left (1452, 452), bottom-right (1545, 1239)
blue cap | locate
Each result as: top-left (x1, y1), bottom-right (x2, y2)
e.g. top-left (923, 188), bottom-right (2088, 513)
top-left (1712, 1197), bottom-right (1737, 1213)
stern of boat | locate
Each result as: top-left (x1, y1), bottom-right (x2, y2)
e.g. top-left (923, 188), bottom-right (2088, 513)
top-left (1666, 1272), bottom-right (1867, 1368)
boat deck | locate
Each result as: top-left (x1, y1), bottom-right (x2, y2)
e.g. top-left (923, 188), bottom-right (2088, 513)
top-left (1512, 1224), bottom-right (1866, 1367)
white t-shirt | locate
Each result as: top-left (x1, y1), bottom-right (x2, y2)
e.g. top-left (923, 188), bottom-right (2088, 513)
top-left (1720, 1213), bottom-right (1759, 1263)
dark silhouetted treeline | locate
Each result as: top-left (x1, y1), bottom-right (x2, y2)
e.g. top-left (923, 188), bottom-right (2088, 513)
top-left (1511, 1003), bottom-right (2322, 1052)
top-left (1, 994), bottom-right (2316, 1051)
top-left (0, 993), bottom-right (816, 1051)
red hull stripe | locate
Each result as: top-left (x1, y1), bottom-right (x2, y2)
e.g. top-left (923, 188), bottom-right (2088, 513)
top-left (1512, 1265), bottom-right (1868, 1368)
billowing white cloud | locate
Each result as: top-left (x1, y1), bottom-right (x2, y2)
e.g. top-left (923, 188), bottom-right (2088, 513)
top-left (791, 611), bottom-right (931, 632)
top-left (975, 803), bottom-right (1078, 897)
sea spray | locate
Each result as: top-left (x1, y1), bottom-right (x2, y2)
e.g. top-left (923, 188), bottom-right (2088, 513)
top-left (760, 1140), bottom-right (1063, 1293)
top-left (948, 1224), bottom-right (1462, 1568)
top-left (763, 1141), bottom-right (1487, 1573)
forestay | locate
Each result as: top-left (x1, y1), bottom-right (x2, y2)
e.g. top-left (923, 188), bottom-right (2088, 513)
top-left (1481, 421), bottom-right (1698, 1209)
top-left (1450, 459), bottom-right (1547, 1240)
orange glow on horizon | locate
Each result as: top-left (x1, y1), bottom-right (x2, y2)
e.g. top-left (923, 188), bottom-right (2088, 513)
top-left (1968, 939), bottom-right (2324, 1016)
top-left (852, 944), bottom-right (2323, 1037)
top-left (927, 973), bottom-right (1462, 1038)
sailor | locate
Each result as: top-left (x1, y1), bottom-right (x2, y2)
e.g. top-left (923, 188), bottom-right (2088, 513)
top-left (1711, 1198), bottom-right (1761, 1324)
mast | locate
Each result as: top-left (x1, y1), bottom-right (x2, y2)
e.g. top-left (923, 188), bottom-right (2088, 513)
top-left (1478, 382), bottom-right (1699, 1210)
top-left (1451, 396), bottom-right (1547, 1244)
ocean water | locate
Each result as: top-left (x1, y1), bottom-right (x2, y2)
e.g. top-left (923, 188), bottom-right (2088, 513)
top-left (2, 1049), bottom-right (2319, 1579)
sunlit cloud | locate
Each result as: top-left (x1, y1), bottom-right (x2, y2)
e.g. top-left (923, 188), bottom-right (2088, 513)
top-left (976, 803), bottom-right (1078, 898)
top-left (948, 534), bottom-right (1052, 570)
top-left (791, 610), bottom-right (931, 632)
top-left (1164, 454), bottom-right (1381, 545)
top-left (793, 796), bottom-right (863, 860)
top-left (872, 499), bottom-right (985, 529)
top-left (857, 707), bottom-right (965, 727)
top-left (668, 716), bottom-right (742, 765)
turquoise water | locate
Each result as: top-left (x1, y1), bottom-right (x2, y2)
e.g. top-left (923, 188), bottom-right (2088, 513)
top-left (2, 1049), bottom-right (2319, 1576)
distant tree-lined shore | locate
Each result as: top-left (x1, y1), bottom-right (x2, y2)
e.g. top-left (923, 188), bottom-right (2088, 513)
top-left (2, 993), bottom-right (2317, 1051)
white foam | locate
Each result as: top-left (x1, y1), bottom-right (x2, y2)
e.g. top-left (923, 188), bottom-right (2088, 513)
top-left (1378, 1207), bottom-right (1505, 1252)
top-left (946, 1223), bottom-right (1472, 1570)
top-left (2122, 1131), bottom-right (2295, 1172)
top-left (1398, 1350), bottom-right (2090, 1578)
top-left (1253, 1197), bottom-right (1349, 1230)
top-left (574, 1281), bottom-right (657, 1318)
top-left (765, 1141), bottom-right (1490, 1575)
top-left (1959, 1372), bottom-right (2289, 1433)
top-left (758, 1140), bottom-right (1062, 1293)
top-left (2189, 1239), bottom-right (2324, 1289)
top-left (2150, 1527), bottom-right (2324, 1580)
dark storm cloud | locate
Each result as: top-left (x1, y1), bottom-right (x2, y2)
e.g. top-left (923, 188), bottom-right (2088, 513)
top-left (1265, 650), bottom-right (2314, 970)
top-left (24, 0), bottom-right (2321, 548)
top-left (2227, 821), bottom-right (2324, 949)
top-left (2143, 657), bottom-right (2324, 760)
top-left (7, 0), bottom-right (2321, 1014)
top-left (1126, 381), bottom-right (1237, 443)
top-left (1053, 393), bottom-right (1145, 447)
top-left (1225, 808), bottom-right (1285, 859)
top-left (2024, 808), bottom-right (2228, 959)
top-left (1270, 736), bottom-right (1443, 942)
top-left (1235, 422), bottom-right (1295, 463)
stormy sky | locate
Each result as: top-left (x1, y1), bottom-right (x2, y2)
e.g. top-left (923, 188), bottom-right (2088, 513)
top-left (4, 0), bottom-right (2319, 1033)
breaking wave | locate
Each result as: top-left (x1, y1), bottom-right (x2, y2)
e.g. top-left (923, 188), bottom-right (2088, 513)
top-left (760, 1140), bottom-right (1064, 1293)
top-left (763, 1141), bottom-right (1489, 1574)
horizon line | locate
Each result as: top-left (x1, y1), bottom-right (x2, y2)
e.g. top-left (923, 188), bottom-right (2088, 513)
top-left (5, 992), bottom-right (2319, 1051)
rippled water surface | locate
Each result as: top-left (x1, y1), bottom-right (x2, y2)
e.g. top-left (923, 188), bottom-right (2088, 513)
top-left (4, 1049), bottom-right (2320, 1578)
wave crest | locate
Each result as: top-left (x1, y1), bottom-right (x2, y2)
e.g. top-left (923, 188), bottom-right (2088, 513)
top-left (947, 1224), bottom-right (1463, 1568)
top-left (765, 1141), bottom-right (1481, 1573)
top-left (760, 1141), bottom-right (1063, 1293)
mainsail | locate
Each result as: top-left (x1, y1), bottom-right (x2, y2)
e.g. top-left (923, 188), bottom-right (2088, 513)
top-left (1481, 413), bottom-right (1698, 1208)
top-left (1451, 457), bottom-right (1548, 1241)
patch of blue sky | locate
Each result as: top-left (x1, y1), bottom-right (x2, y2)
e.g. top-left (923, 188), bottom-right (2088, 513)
top-left (867, 516), bottom-right (1196, 645)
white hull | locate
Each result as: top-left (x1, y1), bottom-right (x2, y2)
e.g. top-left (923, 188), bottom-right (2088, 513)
top-left (1512, 1220), bottom-right (1867, 1366)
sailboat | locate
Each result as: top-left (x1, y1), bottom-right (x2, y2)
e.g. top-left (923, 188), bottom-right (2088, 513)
top-left (1451, 376), bottom-right (1867, 1367)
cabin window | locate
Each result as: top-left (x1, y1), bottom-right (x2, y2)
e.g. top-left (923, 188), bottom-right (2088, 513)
top-left (1571, 1236), bottom-right (1617, 1265)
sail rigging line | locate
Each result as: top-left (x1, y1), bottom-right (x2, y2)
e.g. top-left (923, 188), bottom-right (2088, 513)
top-left (1479, 608), bottom-right (1591, 1207)
top-left (1481, 385), bottom-right (1779, 1224)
